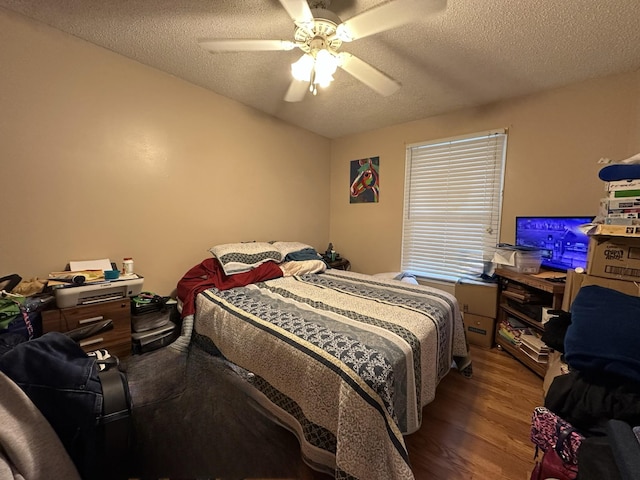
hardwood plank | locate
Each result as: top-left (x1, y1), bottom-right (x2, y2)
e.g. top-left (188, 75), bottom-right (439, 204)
top-left (405, 345), bottom-right (544, 479)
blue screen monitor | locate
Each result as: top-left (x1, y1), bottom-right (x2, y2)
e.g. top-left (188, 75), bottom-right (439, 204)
top-left (515, 216), bottom-right (593, 272)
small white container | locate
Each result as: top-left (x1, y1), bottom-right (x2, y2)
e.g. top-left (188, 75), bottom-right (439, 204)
top-left (123, 257), bottom-right (134, 274)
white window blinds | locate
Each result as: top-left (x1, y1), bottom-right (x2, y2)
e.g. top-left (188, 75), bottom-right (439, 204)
top-left (402, 130), bottom-right (507, 282)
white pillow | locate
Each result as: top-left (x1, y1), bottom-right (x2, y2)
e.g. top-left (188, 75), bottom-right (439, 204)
top-left (209, 242), bottom-right (283, 275)
top-left (279, 259), bottom-right (327, 277)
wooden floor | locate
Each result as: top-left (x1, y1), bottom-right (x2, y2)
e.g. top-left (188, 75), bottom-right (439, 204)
top-left (310, 344), bottom-right (544, 480)
top-left (405, 344), bottom-right (544, 480)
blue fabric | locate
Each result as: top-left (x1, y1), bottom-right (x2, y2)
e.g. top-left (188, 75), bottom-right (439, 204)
top-left (565, 285), bottom-right (640, 383)
top-left (284, 247), bottom-right (321, 261)
top-left (599, 164), bottom-right (640, 182)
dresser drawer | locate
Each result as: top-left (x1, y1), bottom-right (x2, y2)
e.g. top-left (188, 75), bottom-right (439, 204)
top-left (42, 298), bottom-right (131, 358)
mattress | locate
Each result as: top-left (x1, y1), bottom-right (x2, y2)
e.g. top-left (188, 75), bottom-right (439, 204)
top-left (193, 269), bottom-right (470, 480)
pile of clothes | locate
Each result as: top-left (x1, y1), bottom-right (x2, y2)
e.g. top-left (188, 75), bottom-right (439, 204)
top-left (531, 285), bottom-right (640, 480)
top-left (0, 274), bottom-right (54, 354)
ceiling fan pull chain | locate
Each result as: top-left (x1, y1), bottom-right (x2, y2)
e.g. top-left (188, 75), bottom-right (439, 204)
top-left (310, 70), bottom-right (318, 95)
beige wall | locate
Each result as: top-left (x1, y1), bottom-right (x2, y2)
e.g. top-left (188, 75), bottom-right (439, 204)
top-left (633, 72), bottom-right (640, 151)
top-left (0, 10), bottom-right (331, 295)
top-left (330, 71), bottom-right (640, 276)
top-left (2, 8), bottom-right (639, 297)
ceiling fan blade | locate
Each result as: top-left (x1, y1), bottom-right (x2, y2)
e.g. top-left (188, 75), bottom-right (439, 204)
top-left (336, 0), bottom-right (447, 42)
top-left (338, 52), bottom-right (400, 97)
top-left (198, 39), bottom-right (297, 52)
top-left (284, 79), bottom-right (309, 102)
top-left (278, 0), bottom-right (314, 29)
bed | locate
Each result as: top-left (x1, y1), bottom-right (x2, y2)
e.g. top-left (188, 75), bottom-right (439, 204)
top-left (177, 242), bottom-right (471, 480)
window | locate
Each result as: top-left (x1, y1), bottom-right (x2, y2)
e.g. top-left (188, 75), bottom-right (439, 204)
top-left (402, 130), bottom-right (507, 282)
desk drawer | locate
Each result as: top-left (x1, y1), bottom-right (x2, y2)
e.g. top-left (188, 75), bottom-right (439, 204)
top-left (42, 299), bottom-right (131, 358)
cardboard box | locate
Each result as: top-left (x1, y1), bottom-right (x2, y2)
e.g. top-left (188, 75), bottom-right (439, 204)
top-left (601, 197), bottom-right (640, 210)
top-left (543, 351), bottom-right (569, 397)
top-left (608, 190), bottom-right (640, 198)
top-left (455, 278), bottom-right (498, 318)
top-left (587, 224), bottom-right (640, 237)
top-left (562, 269), bottom-right (640, 310)
top-left (587, 235), bottom-right (640, 282)
top-left (606, 179), bottom-right (640, 192)
top-left (605, 216), bottom-right (640, 226)
top-left (561, 269), bottom-right (583, 311)
top-left (463, 313), bottom-right (495, 348)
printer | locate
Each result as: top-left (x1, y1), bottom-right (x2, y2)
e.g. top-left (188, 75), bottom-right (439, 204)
top-left (54, 277), bottom-right (144, 308)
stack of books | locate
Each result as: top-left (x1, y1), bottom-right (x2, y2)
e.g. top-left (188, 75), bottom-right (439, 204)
top-left (497, 316), bottom-right (532, 346)
top-left (502, 283), bottom-right (547, 304)
top-left (519, 334), bottom-right (549, 363)
top-left (599, 180), bottom-right (640, 228)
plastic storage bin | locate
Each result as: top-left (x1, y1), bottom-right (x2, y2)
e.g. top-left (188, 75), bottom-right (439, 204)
top-left (503, 251), bottom-right (542, 274)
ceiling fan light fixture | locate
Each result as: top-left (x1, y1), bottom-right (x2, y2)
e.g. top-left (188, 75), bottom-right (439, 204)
top-left (315, 49), bottom-right (338, 74)
top-left (291, 48), bottom-right (338, 92)
top-left (291, 53), bottom-right (314, 81)
top-left (314, 70), bottom-right (334, 88)
top-left (313, 49), bottom-right (338, 87)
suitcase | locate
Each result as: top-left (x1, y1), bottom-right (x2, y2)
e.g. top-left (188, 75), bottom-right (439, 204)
top-left (88, 348), bottom-right (133, 479)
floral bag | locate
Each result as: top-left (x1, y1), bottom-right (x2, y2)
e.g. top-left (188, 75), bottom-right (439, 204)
top-left (530, 406), bottom-right (585, 465)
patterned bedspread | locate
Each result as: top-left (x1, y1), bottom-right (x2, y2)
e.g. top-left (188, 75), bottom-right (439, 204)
top-left (193, 269), bottom-right (470, 480)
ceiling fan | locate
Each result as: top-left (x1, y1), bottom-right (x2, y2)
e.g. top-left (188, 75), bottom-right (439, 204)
top-left (198, 0), bottom-right (446, 102)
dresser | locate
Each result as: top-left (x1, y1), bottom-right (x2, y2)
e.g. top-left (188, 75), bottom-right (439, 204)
top-left (41, 298), bottom-right (132, 358)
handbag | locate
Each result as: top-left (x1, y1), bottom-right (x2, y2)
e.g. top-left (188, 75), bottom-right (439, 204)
top-left (531, 406), bottom-right (584, 465)
top-left (530, 423), bottom-right (579, 480)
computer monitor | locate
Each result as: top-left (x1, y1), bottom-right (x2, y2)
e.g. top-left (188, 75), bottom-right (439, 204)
top-left (515, 216), bottom-right (593, 271)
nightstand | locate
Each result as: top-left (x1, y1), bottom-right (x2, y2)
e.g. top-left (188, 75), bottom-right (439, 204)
top-left (328, 258), bottom-right (351, 271)
top-left (41, 298), bottom-right (132, 358)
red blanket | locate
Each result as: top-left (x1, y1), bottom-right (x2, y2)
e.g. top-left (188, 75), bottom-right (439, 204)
top-left (177, 258), bottom-right (283, 317)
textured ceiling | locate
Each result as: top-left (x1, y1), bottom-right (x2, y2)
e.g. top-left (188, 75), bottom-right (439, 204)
top-left (2, 0), bottom-right (640, 139)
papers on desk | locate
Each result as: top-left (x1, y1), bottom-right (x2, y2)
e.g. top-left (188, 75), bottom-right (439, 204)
top-left (69, 258), bottom-right (113, 272)
top-left (48, 270), bottom-right (105, 287)
top-left (532, 271), bottom-right (566, 280)
top-left (48, 258), bottom-right (139, 288)
top-left (118, 273), bottom-right (139, 280)
top-left (47, 272), bottom-right (140, 288)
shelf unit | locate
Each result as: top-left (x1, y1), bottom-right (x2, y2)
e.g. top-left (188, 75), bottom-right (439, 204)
top-left (494, 268), bottom-right (565, 377)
